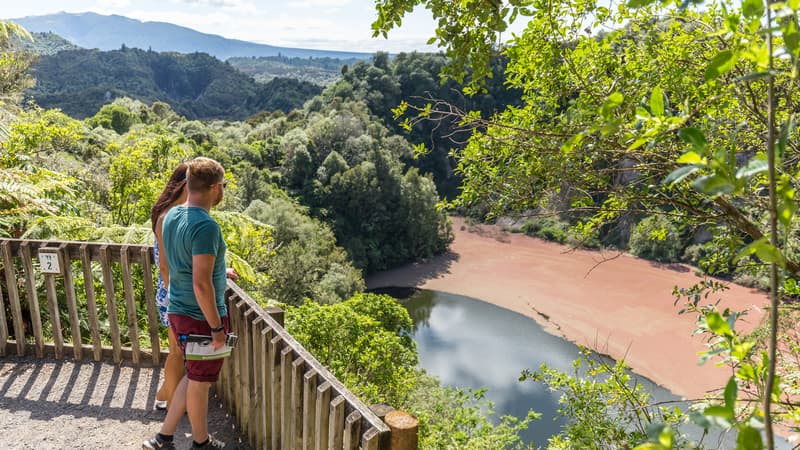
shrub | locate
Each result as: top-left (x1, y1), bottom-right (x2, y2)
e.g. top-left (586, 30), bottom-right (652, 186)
top-left (520, 216), bottom-right (569, 244)
top-left (627, 215), bottom-right (683, 262)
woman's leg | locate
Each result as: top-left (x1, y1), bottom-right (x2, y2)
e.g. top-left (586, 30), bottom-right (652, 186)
top-left (156, 326), bottom-right (185, 407)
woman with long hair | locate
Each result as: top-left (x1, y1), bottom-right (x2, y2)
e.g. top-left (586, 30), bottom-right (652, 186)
top-left (151, 162), bottom-right (189, 410)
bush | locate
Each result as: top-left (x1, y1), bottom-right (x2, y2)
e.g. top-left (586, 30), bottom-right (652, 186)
top-left (244, 195), bottom-right (364, 305)
top-left (285, 293), bottom-right (416, 405)
top-left (520, 216), bottom-right (569, 244)
top-left (404, 373), bottom-right (536, 449)
top-left (627, 215), bottom-right (683, 262)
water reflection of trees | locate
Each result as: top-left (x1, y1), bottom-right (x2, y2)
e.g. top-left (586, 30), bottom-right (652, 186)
top-left (365, 286), bottom-right (434, 333)
top-left (402, 289), bottom-right (436, 333)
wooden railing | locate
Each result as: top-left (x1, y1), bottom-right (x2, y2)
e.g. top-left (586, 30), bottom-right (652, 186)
top-left (0, 238), bottom-right (391, 449)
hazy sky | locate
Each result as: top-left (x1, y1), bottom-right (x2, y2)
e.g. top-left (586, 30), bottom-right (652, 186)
top-left (2, 0), bottom-right (453, 53)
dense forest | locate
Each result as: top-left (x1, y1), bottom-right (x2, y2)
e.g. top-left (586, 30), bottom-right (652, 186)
top-left (26, 45), bottom-right (525, 200)
top-left (25, 47), bottom-right (323, 119)
top-left (10, 31), bottom-right (79, 55)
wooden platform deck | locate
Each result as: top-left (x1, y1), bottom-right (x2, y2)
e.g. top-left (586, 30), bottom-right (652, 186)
top-left (0, 356), bottom-right (250, 450)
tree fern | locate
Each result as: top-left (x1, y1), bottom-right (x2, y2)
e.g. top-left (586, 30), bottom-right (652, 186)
top-left (0, 21), bottom-right (31, 49)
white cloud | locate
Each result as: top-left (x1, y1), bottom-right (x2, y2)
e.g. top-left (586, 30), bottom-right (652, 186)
top-left (167, 0), bottom-right (259, 13)
top-left (287, 0), bottom-right (351, 8)
top-left (115, 8), bottom-right (236, 31)
top-left (94, 0), bottom-right (131, 7)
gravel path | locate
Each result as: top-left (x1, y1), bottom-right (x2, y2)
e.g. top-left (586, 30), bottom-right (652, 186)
top-left (0, 356), bottom-right (251, 450)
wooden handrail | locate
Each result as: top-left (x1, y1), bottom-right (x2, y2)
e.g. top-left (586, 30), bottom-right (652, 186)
top-left (0, 238), bottom-right (392, 449)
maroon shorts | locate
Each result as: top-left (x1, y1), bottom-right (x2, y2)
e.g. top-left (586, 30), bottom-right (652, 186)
top-left (168, 313), bottom-right (229, 383)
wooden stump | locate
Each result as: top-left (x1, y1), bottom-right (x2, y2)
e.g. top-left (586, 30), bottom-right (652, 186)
top-left (384, 410), bottom-right (418, 450)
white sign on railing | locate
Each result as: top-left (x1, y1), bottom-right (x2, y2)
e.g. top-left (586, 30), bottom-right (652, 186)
top-left (38, 248), bottom-right (62, 275)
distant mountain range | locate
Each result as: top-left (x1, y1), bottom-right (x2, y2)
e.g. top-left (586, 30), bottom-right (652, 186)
top-left (11, 12), bottom-right (373, 60)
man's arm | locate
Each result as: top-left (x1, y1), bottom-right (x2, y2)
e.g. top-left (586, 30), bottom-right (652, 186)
top-left (192, 253), bottom-right (225, 349)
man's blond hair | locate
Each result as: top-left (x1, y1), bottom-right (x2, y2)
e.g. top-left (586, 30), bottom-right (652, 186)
top-left (187, 157), bottom-right (224, 192)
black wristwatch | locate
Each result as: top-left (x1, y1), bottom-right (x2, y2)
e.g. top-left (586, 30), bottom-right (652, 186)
top-left (210, 324), bottom-right (225, 333)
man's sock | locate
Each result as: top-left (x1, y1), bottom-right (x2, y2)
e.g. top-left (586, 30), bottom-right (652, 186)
top-left (158, 433), bottom-right (174, 442)
top-left (193, 438), bottom-right (209, 447)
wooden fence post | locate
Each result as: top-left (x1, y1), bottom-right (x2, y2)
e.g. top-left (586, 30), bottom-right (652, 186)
top-left (385, 410), bottom-right (418, 450)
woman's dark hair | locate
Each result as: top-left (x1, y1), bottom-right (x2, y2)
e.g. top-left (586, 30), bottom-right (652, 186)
top-left (150, 162), bottom-right (189, 233)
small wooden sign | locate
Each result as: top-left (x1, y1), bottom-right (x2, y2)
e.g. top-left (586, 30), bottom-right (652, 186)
top-left (38, 248), bottom-right (63, 275)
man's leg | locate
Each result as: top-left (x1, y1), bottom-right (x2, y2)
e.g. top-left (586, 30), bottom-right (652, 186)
top-left (186, 379), bottom-right (212, 443)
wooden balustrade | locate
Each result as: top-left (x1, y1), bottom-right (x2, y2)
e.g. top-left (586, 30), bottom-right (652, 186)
top-left (0, 238), bottom-right (394, 449)
top-left (0, 238), bottom-right (162, 363)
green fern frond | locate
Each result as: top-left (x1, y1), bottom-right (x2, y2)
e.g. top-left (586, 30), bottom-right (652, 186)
top-left (22, 215), bottom-right (151, 243)
top-left (0, 21), bottom-right (32, 49)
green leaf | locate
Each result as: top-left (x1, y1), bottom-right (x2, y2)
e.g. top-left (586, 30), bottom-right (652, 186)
top-left (742, 0), bottom-right (765, 19)
top-left (778, 118), bottom-right (794, 161)
top-left (643, 423), bottom-right (674, 446)
top-left (778, 185), bottom-right (797, 229)
top-left (693, 174), bottom-right (734, 195)
top-left (735, 155), bottom-right (767, 179)
top-left (561, 133), bottom-right (585, 154)
top-left (724, 376), bottom-right (737, 411)
top-left (737, 425), bottom-right (764, 450)
top-left (677, 127), bottom-right (707, 150)
top-left (627, 0), bottom-right (658, 7)
top-left (704, 405), bottom-right (734, 420)
top-left (650, 86), bottom-right (664, 116)
top-left (633, 444), bottom-right (669, 450)
top-left (705, 50), bottom-right (738, 81)
top-left (737, 363), bottom-right (757, 381)
top-left (677, 151), bottom-right (704, 164)
top-left (628, 138), bottom-right (649, 151)
top-left (732, 342), bottom-right (755, 361)
top-left (784, 20), bottom-right (800, 56)
top-left (706, 312), bottom-right (734, 338)
top-left (735, 238), bottom-right (786, 268)
top-left (663, 164), bottom-right (701, 186)
top-left (734, 71), bottom-right (772, 83)
top-left (600, 92), bottom-right (624, 119)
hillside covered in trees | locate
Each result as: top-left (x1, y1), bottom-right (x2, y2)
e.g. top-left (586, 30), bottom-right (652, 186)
top-left (25, 47), bottom-right (322, 120)
top-left (10, 31), bottom-right (79, 55)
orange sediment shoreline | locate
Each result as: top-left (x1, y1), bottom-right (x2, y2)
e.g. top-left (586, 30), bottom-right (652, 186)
top-left (365, 217), bottom-right (770, 400)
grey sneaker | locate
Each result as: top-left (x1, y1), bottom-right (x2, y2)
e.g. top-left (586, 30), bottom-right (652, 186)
top-left (143, 434), bottom-right (176, 450)
top-left (190, 436), bottom-right (235, 450)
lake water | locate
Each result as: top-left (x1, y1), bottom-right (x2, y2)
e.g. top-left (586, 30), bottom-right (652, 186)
top-left (396, 288), bottom-right (791, 448)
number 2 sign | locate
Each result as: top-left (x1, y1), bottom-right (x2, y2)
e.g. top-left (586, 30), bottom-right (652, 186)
top-left (38, 249), bottom-right (62, 275)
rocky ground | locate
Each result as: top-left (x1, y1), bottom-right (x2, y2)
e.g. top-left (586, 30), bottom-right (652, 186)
top-left (0, 355), bottom-right (250, 450)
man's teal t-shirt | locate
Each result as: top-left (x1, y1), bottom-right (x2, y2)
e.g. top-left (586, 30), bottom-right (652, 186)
top-left (162, 205), bottom-right (227, 321)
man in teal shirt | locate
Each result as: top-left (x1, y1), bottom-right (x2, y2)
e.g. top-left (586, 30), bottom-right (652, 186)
top-left (144, 157), bottom-right (234, 450)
